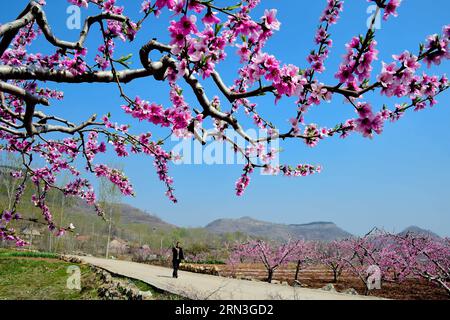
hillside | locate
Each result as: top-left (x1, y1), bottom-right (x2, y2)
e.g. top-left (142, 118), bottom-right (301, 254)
top-left (399, 226), bottom-right (441, 239)
top-left (77, 201), bottom-right (175, 230)
top-left (1, 165), bottom-right (444, 253)
top-left (205, 217), bottom-right (353, 242)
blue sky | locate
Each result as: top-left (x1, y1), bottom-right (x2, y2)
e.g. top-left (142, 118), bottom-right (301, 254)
top-left (2, 0), bottom-right (450, 236)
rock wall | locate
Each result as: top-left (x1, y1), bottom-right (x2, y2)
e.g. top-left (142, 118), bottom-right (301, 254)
top-left (59, 255), bottom-right (153, 300)
top-left (179, 263), bottom-right (220, 276)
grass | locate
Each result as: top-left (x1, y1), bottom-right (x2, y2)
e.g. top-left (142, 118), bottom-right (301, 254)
top-left (0, 255), bottom-right (101, 300)
top-left (0, 250), bottom-right (59, 259)
top-left (0, 249), bottom-right (185, 300)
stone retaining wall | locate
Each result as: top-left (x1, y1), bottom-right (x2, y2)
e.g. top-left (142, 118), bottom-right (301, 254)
top-left (179, 263), bottom-right (221, 276)
top-left (60, 255), bottom-right (153, 300)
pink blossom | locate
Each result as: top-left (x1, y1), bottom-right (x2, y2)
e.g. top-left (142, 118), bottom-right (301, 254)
top-left (262, 9), bottom-right (280, 31)
top-left (383, 0), bottom-right (402, 21)
top-left (202, 10), bottom-right (220, 25)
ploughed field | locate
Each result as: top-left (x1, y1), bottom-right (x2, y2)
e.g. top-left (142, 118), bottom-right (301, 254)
top-left (203, 263), bottom-right (448, 300)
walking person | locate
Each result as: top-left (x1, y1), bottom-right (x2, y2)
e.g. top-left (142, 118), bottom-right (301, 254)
top-left (172, 241), bottom-right (184, 278)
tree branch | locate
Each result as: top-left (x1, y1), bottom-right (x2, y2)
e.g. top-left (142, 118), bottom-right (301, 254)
top-left (0, 1), bottom-right (131, 56)
top-left (0, 65), bottom-right (156, 84)
top-left (0, 81), bottom-right (49, 106)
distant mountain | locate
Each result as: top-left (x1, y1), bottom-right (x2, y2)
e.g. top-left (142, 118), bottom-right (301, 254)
top-left (205, 216), bottom-right (353, 242)
top-left (76, 201), bottom-right (175, 230)
top-left (398, 226), bottom-right (441, 239)
top-left (117, 204), bottom-right (176, 230)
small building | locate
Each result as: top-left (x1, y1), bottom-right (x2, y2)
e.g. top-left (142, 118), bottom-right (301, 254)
top-left (21, 227), bottom-right (41, 237)
top-left (20, 227), bottom-right (42, 246)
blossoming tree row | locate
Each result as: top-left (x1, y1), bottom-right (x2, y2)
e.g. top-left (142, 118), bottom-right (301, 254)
top-left (0, 0), bottom-right (449, 244)
top-left (228, 231), bottom-right (450, 295)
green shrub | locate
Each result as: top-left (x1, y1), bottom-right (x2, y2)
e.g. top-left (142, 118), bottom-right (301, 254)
top-left (0, 250), bottom-right (59, 259)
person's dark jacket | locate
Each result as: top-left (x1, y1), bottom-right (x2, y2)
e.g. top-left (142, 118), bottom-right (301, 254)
top-left (172, 247), bottom-right (184, 262)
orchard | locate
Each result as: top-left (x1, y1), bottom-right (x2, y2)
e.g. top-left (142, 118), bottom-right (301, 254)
top-left (228, 231), bottom-right (450, 296)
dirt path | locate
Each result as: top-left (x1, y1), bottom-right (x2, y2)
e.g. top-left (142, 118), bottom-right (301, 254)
top-left (76, 256), bottom-right (383, 300)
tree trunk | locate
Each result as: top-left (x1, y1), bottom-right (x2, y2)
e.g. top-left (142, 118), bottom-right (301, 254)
top-left (435, 278), bottom-right (450, 296)
top-left (333, 269), bottom-right (338, 283)
top-left (55, 197), bottom-right (65, 253)
top-left (363, 276), bottom-right (370, 296)
top-left (363, 285), bottom-right (369, 296)
top-left (295, 260), bottom-right (301, 281)
top-left (48, 232), bottom-right (52, 252)
top-left (105, 207), bottom-right (112, 259)
top-left (267, 269), bottom-right (274, 283)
